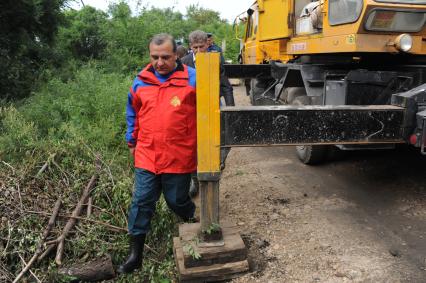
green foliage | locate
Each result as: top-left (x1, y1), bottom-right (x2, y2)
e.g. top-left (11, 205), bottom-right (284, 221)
top-left (0, 0), bottom-right (65, 100)
top-left (57, 7), bottom-right (109, 61)
top-left (0, 66), bottom-right (179, 281)
top-left (0, 106), bottom-right (39, 159)
top-left (1, 2), bottom-right (242, 101)
top-left (183, 238), bottom-right (202, 260)
top-left (202, 222), bottom-right (221, 235)
top-left (0, 2), bottom-right (244, 281)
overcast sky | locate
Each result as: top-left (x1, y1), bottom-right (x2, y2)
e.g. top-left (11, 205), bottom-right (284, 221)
top-left (73, 0), bottom-right (253, 22)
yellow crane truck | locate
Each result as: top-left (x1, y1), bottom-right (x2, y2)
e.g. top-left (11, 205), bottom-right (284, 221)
top-left (223, 0), bottom-right (426, 164)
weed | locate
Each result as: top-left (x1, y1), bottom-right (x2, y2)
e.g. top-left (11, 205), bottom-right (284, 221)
top-left (202, 222), bottom-right (221, 235)
top-left (183, 238), bottom-right (201, 260)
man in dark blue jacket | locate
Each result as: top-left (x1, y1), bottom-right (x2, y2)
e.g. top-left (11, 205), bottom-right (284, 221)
top-left (181, 30), bottom-right (234, 106)
top-left (207, 32), bottom-right (222, 53)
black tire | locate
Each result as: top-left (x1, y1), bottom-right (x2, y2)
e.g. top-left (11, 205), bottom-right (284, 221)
top-left (296, 145), bottom-right (329, 165)
top-left (286, 87), bottom-right (308, 104)
top-left (249, 78), bottom-right (273, 105)
top-left (249, 78), bottom-right (263, 105)
top-left (244, 79), bottom-right (251, 96)
top-left (291, 95), bottom-right (311, 106)
top-left (291, 93), bottom-right (329, 165)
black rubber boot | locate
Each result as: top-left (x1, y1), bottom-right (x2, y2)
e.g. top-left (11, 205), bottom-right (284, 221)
top-left (117, 234), bottom-right (146, 274)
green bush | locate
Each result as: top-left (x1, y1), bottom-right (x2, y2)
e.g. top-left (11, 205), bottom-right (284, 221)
top-left (0, 66), bottom-right (179, 282)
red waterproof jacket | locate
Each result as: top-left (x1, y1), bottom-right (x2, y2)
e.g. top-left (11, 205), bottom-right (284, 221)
top-left (125, 62), bottom-right (197, 174)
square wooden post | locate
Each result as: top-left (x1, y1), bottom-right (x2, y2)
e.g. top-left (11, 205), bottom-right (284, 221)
top-left (195, 53), bottom-right (222, 239)
top-left (173, 53), bottom-right (248, 282)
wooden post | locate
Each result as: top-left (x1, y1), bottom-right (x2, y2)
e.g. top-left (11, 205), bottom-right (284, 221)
top-left (173, 53), bottom-right (249, 282)
top-left (200, 181), bottom-right (219, 235)
top-left (196, 52), bottom-right (222, 239)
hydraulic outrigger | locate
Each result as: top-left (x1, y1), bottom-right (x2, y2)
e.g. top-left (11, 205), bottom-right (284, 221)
top-left (172, 53), bottom-right (426, 282)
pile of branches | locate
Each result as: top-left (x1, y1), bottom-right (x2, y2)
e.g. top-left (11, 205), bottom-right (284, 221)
top-left (0, 153), bottom-right (127, 282)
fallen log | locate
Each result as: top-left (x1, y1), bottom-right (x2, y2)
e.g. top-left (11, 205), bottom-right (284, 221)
top-left (55, 174), bottom-right (98, 265)
top-left (13, 199), bottom-right (62, 283)
top-left (58, 255), bottom-right (116, 282)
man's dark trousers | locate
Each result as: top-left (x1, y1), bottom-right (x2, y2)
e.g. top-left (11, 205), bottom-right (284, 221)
top-left (128, 168), bottom-right (195, 235)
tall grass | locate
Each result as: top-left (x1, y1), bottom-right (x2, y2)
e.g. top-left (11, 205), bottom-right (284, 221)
top-left (0, 65), bottom-right (178, 282)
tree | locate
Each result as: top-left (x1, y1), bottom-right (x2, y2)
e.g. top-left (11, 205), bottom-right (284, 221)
top-left (185, 4), bottom-right (223, 26)
top-left (57, 7), bottom-right (108, 61)
top-left (0, 0), bottom-right (65, 100)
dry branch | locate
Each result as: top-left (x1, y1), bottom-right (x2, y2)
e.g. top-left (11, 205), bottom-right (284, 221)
top-left (37, 245), bottom-right (55, 263)
top-left (35, 153), bottom-right (56, 178)
top-left (1, 221), bottom-right (11, 258)
top-left (17, 254), bottom-right (41, 283)
top-left (87, 197), bottom-right (92, 217)
top-left (55, 174), bottom-right (98, 265)
top-left (26, 211), bottom-right (127, 233)
top-left (1, 161), bottom-right (15, 175)
top-left (13, 199), bottom-right (61, 283)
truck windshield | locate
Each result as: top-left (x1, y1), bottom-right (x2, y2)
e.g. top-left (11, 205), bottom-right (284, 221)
top-left (329, 0), bottom-right (363, 25)
top-left (375, 0), bottom-right (426, 4)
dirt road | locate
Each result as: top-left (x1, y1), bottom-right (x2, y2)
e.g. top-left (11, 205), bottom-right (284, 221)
top-left (219, 86), bottom-right (426, 283)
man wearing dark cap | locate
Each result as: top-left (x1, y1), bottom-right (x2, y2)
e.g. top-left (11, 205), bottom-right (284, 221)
top-left (207, 32), bottom-right (222, 53)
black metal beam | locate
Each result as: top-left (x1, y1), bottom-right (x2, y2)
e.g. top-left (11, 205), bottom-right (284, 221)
top-left (221, 105), bottom-right (405, 146)
top-left (224, 64), bottom-right (271, 79)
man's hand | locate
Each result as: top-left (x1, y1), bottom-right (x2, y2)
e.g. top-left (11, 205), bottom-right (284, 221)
top-left (129, 147), bottom-right (135, 156)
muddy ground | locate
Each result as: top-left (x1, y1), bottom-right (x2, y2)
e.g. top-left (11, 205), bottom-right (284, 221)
top-left (218, 86), bottom-right (426, 283)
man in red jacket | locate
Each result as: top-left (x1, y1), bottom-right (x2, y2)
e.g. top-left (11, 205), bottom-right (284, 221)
top-left (119, 33), bottom-right (197, 274)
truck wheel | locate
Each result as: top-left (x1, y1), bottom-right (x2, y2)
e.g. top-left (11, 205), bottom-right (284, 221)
top-left (286, 87), bottom-right (308, 104)
top-left (249, 78), bottom-right (263, 105)
top-left (296, 145), bottom-right (329, 165)
top-left (291, 95), bottom-right (329, 165)
top-left (249, 78), bottom-right (274, 105)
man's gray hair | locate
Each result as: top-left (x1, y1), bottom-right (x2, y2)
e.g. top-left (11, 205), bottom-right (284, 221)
top-left (149, 33), bottom-right (177, 52)
top-left (188, 30), bottom-right (208, 44)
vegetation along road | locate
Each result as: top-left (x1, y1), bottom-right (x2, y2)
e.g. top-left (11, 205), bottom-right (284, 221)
top-left (219, 85), bottom-right (426, 283)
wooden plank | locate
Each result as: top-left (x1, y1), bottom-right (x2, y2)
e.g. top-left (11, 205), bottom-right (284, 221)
top-left (174, 237), bottom-right (249, 282)
top-left (178, 224), bottom-right (247, 268)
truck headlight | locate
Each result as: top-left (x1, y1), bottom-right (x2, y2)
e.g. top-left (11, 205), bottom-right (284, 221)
top-left (395, 34), bottom-right (413, 52)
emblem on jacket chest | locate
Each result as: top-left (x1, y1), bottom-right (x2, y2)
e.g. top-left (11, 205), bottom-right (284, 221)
top-left (170, 96), bottom-right (181, 107)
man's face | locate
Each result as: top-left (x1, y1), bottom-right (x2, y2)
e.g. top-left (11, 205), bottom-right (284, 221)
top-left (149, 41), bottom-right (177, 75)
top-left (207, 37), bottom-right (213, 47)
top-left (190, 41), bottom-right (208, 55)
